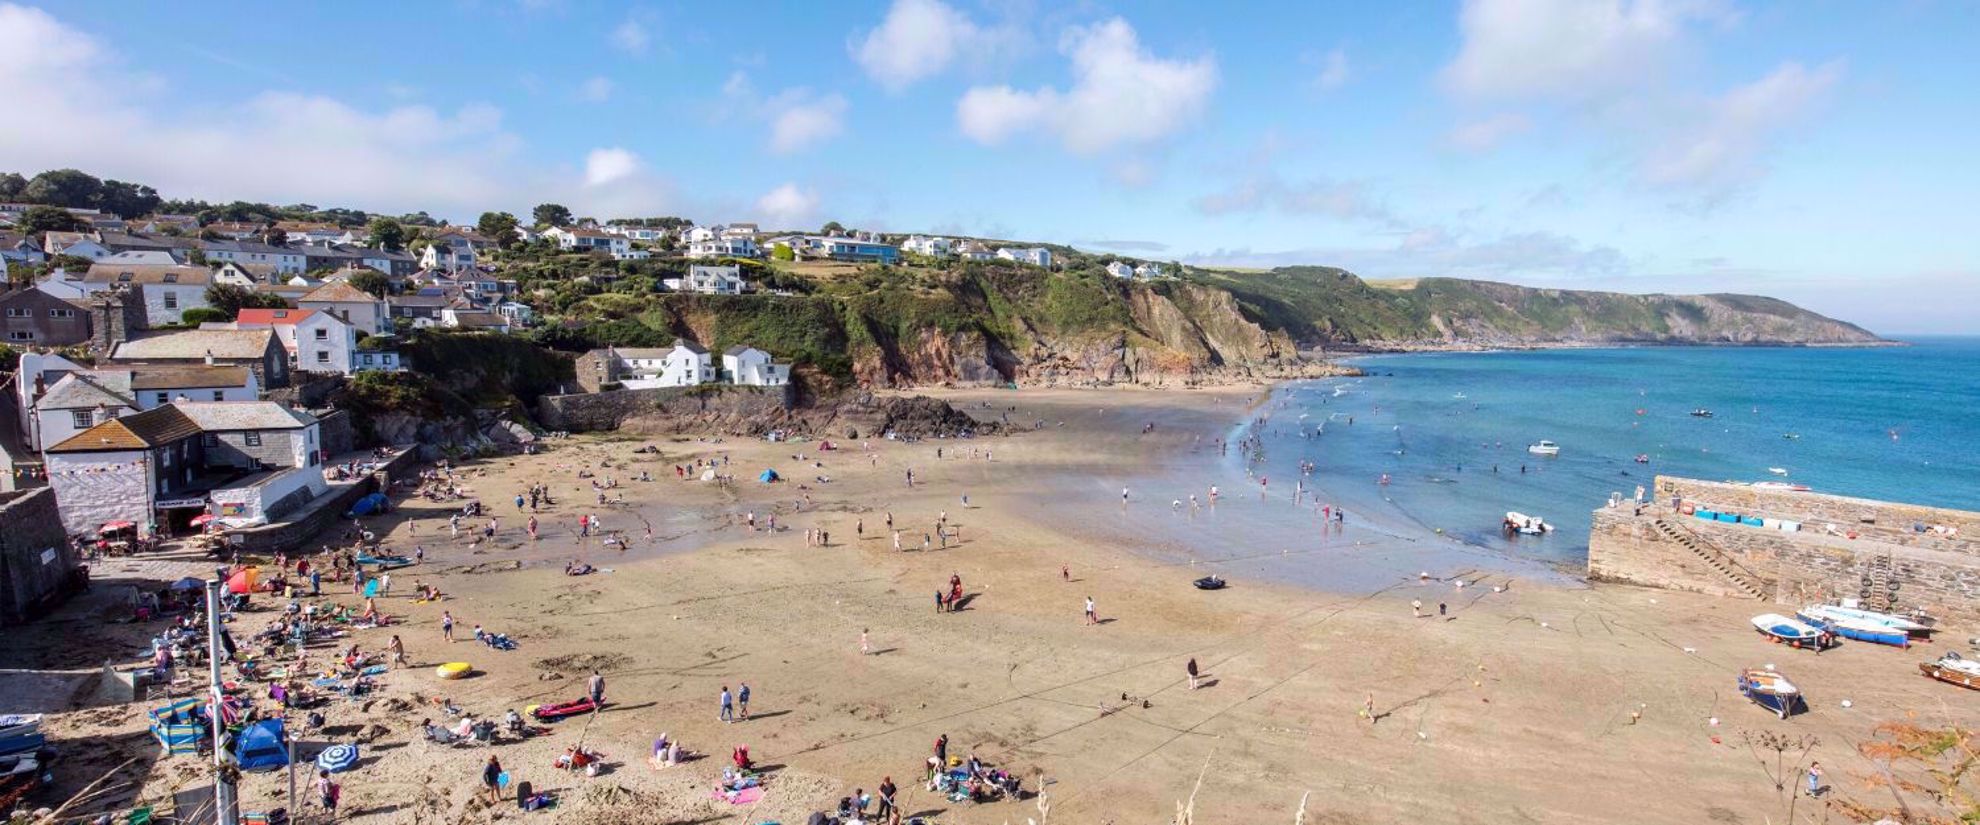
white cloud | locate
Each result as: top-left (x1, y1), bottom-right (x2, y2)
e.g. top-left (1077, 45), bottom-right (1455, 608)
top-left (768, 92), bottom-right (849, 154)
top-left (583, 147), bottom-right (641, 187)
top-left (578, 76), bottom-right (614, 103)
top-left (1193, 174), bottom-right (1393, 224)
top-left (1188, 229), bottom-right (1630, 283)
top-left (611, 18), bottom-right (650, 54)
top-left (851, 0), bottom-right (979, 92)
top-left (1443, 0), bottom-right (1728, 100)
top-left (956, 17), bottom-right (1216, 154)
top-left (755, 182), bottom-right (820, 227)
top-left (1446, 112), bottom-right (1531, 152)
top-left (1314, 47), bottom-right (1350, 91)
top-left (1641, 60), bottom-right (1842, 199)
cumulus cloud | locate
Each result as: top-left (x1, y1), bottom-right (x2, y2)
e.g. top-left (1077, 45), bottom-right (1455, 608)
top-left (579, 76), bottom-right (614, 103)
top-left (851, 0), bottom-right (979, 92)
top-left (1313, 48), bottom-right (1350, 91)
top-left (583, 147), bottom-right (641, 187)
top-left (956, 17), bottom-right (1216, 154)
top-left (1186, 229), bottom-right (1631, 283)
top-left (1078, 239), bottom-right (1172, 253)
top-left (1442, 0), bottom-right (1728, 100)
top-left (1193, 174), bottom-right (1394, 225)
top-left (611, 18), bottom-right (650, 54)
top-left (721, 72), bottom-right (849, 155)
top-left (755, 182), bottom-right (820, 227)
top-left (1446, 112), bottom-right (1531, 152)
top-left (1641, 60), bottom-right (1841, 199)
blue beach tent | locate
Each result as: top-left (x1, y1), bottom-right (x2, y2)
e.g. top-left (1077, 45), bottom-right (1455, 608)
top-left (758, 469), bottom-right (780, 483)
top-left (347, 493), bottom-right (390, 516)
top-left (234, 719), bottom-right (288, 772)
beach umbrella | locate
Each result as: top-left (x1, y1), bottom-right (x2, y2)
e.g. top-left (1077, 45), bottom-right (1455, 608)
top-left (101, 520), bottom-right (136, 532)
top-left (169, 577), bottom-right (205, 591)
top-left (315, 743), bottom-right (359, 773)
top-left (190, 514), bottom-right (216, 526)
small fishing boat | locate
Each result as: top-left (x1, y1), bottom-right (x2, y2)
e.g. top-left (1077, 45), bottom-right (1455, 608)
top-left (1526, 440), bottom-right (1560, 456)
top-left (1796, 610), bottom-right (1909, 648)
top-left (1192, 576), bottom-right (1227, 591)
top-left (1503, 511), bottom-right (1553, 535)
top-left (1782, 433), bottom-right (1800, 440)
top-left (1451, 392), bottom-right (1467, 400)
top-left (1634, 454), bottom-right (1650, 464)
top-left (0, 716), bottom-right (40, 742)
top-left (1799, 604), bottom-right (1933, 635)
top-left (355, 554), bottom-right (413, 569)
top-left (1738, 668), bottom-right (1803, 719)
top-left (1919, 652), bottom-right (1980, 690)
top-left (1691, 409), bottom-right (1715, 418)
top-left (1768, 467), bottom-right (1789, 476)
top-left (1751, 614), bottom-right (1832, 650)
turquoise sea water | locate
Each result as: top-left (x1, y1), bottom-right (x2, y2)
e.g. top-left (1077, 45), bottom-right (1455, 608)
top-left (1039, 338), bottom-right (1980, 590)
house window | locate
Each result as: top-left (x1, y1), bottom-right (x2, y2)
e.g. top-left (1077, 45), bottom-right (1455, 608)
top-left (163, 292), bottom-right (178, 309)
top-left (211, 391), bottom-right (224, 401)
top-left (244, 432), bottom-right (262, 447)
top-left (7, 331), bottom-right (31, 341)
top-left (4, 308), bottom-right (26, 317)
top-left (50, 309), bottom-right (74, 318)
top-left (71, 410), bottom-right (92, 429)
top-left (315, 351), bottom-right (330, 364)
top-left (155, 392), bottom-right (169, 405)
top-left (314, 328), bottom-right (328, 340)
top-left (202, 434), bottom-right (217, 447)
top-left (162, 274), bottom-right (178, 283)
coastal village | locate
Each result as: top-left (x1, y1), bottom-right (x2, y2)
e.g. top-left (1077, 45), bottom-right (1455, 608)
top-left (0, 175), bottom-right (1975, 825)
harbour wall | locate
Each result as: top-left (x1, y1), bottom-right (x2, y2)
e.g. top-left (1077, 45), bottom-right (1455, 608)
top-left (1589, 475), bottom-right (1980, 623)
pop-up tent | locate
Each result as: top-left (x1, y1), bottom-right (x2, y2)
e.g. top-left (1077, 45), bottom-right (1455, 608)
top-left (225, 567), bottom-right (258, 595)
top-left (758, 469), bottom-right (780, 483)
top-left (233, 718), bottom-right (288, 772)
top-left (346, 492), bottom-right (390, 517)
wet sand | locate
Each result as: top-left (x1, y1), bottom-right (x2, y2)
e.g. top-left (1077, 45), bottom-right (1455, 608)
top-left (23, 385), bottom-right (1980, 824)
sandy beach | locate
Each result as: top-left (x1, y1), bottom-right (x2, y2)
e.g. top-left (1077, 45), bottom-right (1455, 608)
top-left (15, 384), bottom-right (1977, 824)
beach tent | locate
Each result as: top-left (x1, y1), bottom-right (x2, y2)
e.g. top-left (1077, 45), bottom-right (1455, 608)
top-left (233, 719), bottom-right (288, 772)
top-left (347, 493), bottom-right (390, 517)
top-left (758, 469), bottom-right (780, 483)
top-left (225, 567), bottom-right (258, 595)
top-left (168, 577), bottom-right (205, 592)
top-left (700, 469), bottom-right (716, 481)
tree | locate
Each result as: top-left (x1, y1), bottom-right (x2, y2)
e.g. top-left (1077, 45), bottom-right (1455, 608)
top-left (23, 169), bottom-right (103, 208)
top-left (532, 203), bottom-right (572, 228)
top-left (97, 179), bottom-right (161, 218)
top-left (262, 228), bottom-right (289, 247)
top-left (47, 253), bottom-right (94, 272)
top-left (771, 243), bottom-right (794, 261)
top-left (0, 173), bottom-right (25, 201)
top-left (204, 283), bottom-right (290, 317)
top-left (366, 217), bottom-right (407, 251)
top-left (476, 211), bottom-right (520, 247)
top-left (18, 205), bottom-right (86, 235)
top-left (820, 221), bottom-right (845, 235)
top-left (178, 307), bottom-right (231, 326)
top-left (346, 269), bottom-right (390, 299)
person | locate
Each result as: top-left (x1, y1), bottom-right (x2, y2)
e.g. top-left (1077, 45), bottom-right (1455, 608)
top-left (1807, 761), bottom-right (1823, 796)
top-left (1061, 565), bottom-right (1070, 582)
top-left (441, 611), bottom-right (454, 643)
top-left (316, 769), bottom-right (340, 820)
top-left (588, 670), bottom-right (606, 708)
top-left (388, 635), bottom-right (407, 668)
top-left (481, 755), bottom-right (504, 804)
top-left (1411, 599), bottom-right (1423, 618)
top-left (1439, 602), bottom-right (1448, 617)
top-left (1085, 596), bottom-right (1097, 626)
top-left (505, 708), bottom-right (524, 736)
top-left (1187, 658), bottom-right (1199, 690)
top-left (737, 682), bottom-right (752, 721)
top-left (934, 733), bottom-right (948, 766)
top-left (861, 628), bottom-right (871, 656)
top-left (719, 686), bottom-right (735, 723)
top-left (877, 776), bottom-right (898, 821)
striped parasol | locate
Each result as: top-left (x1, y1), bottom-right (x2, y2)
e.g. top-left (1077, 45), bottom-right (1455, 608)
top-left (315, 743), bottom-right (360, 772)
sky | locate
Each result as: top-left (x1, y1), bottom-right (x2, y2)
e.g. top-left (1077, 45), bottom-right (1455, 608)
top-left (2, 1), bottom-right (1975, 335)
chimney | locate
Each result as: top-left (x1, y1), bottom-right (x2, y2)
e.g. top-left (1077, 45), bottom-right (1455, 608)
top-left (204, 349), bottom-right (215, 366)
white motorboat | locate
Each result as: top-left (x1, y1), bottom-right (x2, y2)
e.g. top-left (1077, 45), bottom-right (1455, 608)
top-left (1768, 467), bottom-right (1789, 476)
top-left (1526, 440), bottom-right (1560, 456)
top-left (1504, 511), bottom-right (1553, 534)
top-left (1800, 603), bottom-right (1932, 635)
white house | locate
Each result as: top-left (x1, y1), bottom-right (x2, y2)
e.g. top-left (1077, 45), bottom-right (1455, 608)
top-left (438, 308), bottom-right (511, 333)
top-left (494, 301), bottom-right (536, 327)
top-left (297, 281), bottom-right (390, 335)
top-left (671, 265), bottom-right (747, 295)
top-left (607, 225), bottom-right (667, 242)
top-left (954, 240), bottom-right (997, 262)
top-left (683, 226), bottom-right (717, 244)
top-left (686, 236), bottom-right (761, 259)
top-left (43, 232), bottom-right (113, 260)
top-left (420, 237), bottom-right (477, 272)
top-left (80, 263), bottom-right (211, 326)
top-left (997, 247), bottom-right (1052, 268)
top-left (1106, 261), bottom-right (1136, 279)
top-left (27, 365), bottom-right (259, 453)
top-left (722, 346), bottom-right (789, 386)
top-left (1135, 263), bottom-right (1165, 279)
top-left (721, 223), bottom-right (759, 239)
top-left (231, 308), bottom-right (397, 375)
top-left (546, 227), bottom-right (633, 258)
top-left (656, 339), bottom-right (714, 386)
top-left (902, 236), bottom-right (954, 257)
top-left (201, 240), bottom-right (307, 274)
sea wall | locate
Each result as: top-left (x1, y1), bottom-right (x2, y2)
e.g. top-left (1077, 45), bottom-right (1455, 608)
top-left (226, 448), bottom-right (419, 553)
top-left (0, 488), bottom-right (81, 624)
top-left (1589, 476), bottom-right (1980, 623)
top-left (536, 384), bottom-right (796, 433)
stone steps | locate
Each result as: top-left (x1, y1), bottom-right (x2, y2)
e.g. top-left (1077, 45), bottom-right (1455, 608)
top-left (1653, 519), bottom-right (1767, 599)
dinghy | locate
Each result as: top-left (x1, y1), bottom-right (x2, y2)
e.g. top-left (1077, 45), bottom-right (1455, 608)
top-left (1795, 608), bottom-right (1910, 647)
top-left (1751, 614), bottom-right (1831, 650)
top-left (1192, 576), bottom-right (1227, 591)
top-left (1800, 604), bottom-right (1932, 635)
top-left (1738, 668), bottom-right (1802, 719)
top-left (1526, 440), bottom-right (1560, 456)
top-left (1920, 652), bottom-right (1980, 690)
top-left (1503, 512), bottom-right (1553, 535)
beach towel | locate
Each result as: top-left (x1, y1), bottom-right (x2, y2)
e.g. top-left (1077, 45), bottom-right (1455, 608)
top-left (713, 787), bottom-right (765, 806)
top-left (530, 698), bottom-right (599, 721)
top-left (363, 580), bottom-right (380, 599)
top-left (360, 665), bottom-right (388, 677)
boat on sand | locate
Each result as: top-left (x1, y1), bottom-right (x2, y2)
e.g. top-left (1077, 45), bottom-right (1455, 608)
top-left (1751, 614), bottom-right (1832, 650)
top-left (1738, 668), bottom-right (1803, 718)
top-left (1920, 652), bottom-right (1980, 690)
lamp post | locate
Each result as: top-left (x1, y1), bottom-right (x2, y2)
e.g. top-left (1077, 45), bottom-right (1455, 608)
top-left (206, 569), bottom-right (239, 825)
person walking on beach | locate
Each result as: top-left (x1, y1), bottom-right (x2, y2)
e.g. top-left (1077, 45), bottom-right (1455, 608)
top-left (877, 776), bottom-right (897, 822)
top-left (587, 670), bottom-right (606, 708)
top-left (1412, 599), bottom-right (1423, 618)
top-left (1362, 693), bottom-right (1377, 724)
top-left (893, 530), bottom-right (902, 551)
top-left (388, 634), bottom-right (407, 668)
top-left (1187, 658), bottom-right (1200, 690)
top-left (934, 734), bottom-right (948, 766)
top-left (737, 682), bottom-right (752, 720)
top-left (1061, 565), bottom-right (1070, 582)
top-left (1807, 762), bottom-right (1824, 797)
top-left (441, 611), bottom-right (455, 643)
top-left (480, 755), bottom-right (504, 804)
top-left (719, 686), bottom-right (735, 723)
top-left (1085, 596), bottom-right (1097, 625)
top-left (316, 769), bottom-right (340, 820)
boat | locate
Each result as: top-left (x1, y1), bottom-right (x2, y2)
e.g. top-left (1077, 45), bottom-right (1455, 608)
top-left (1526, 440), bottom-right (1560, 456)
top-left (355, 554), bottom-right (413, 569)
top-left (1751, 614), bottom-right (1832, 650)
top-left (1799, 604), bottom-right (1932, 635)
top-left (1738, 668), bottom-right (1803, 719)
top-left (1768, 467), bottom-right (1789, 476)
top-left (0, 717), bottom-right (40, 742)
top-left (1796, 609), bottom-right (1909, 647)
top-left (1919, 652), bottom-right (1980, 690)
top-left (1751, 481), bottom-right (1810, 491)
top-left (1451, 392), bottom-right (1467, 400)
top-left (1783, 433), bottom-right (1800, 440)
top-left (1503, 511), bottom-right (1554, 535)
top-left (1691, 409), bottom-right (1715, 418)
top-left (1192, 576), bottom-right (1227, 591)
top-left (1634, 454), bottom-right (1650, 464)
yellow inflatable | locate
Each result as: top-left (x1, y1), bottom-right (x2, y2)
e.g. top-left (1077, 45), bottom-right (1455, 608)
top-left (435, 662), bottom-right (471, 680)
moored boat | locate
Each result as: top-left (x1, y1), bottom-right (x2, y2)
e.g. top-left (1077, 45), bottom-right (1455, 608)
top-left (1503, 511), bottom-right (1553, 535)
top-left (1919, 652), bottom-right (1980, 690)
top-left (1192, 576), bottom-right (1227, 591)
top-left (1797, 610), bottom-right (1909, 647)
top-left (1751, 614), bottom-right (1832, 650)
top-left (1526, 440), bottom-right (1560, 456)
top-left (1691, 409), bottom-right (1715, 418)
top-left (1800, 604), bottom-right (1932, 635)
top-left (1738, 668), bottom-right (1803, 719)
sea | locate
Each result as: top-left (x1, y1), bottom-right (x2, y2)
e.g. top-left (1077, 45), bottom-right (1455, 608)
top-left (1038, 337), bottom-right (1980, 592)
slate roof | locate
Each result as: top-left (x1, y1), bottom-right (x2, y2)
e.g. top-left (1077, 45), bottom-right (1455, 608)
top-left (172, 401), bottom-right (315, 431)
top-left (46, 405), bottom-right (202, 453)
top-left (112, 329), bottom-right (275, 361)
top-left (299, 281), bottom-right (376, 303)
top-left (37, 371), bottom-right (137, 410)
top-left (129, 366), bottom-right (251, 391)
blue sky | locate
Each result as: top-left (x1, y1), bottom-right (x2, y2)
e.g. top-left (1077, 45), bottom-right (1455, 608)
top-left (3, 1), bottom-right (1975, 334)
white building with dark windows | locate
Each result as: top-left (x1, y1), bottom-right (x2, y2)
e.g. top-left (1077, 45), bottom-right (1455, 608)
top-left (996, 247), bottom-right (1052, 268)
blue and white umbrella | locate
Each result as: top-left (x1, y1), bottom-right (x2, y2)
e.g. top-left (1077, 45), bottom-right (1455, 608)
top-left (315, 743), bottom-right (360, 773)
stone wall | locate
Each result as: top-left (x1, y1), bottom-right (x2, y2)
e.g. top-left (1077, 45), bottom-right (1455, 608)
top-left (316, 409), bottom-right (355, 458)
top-left (1590, 476), bottom-right (1980, 623)
top-left (536, 384), bottom-right (795, 433)
top-left (0, 488), bottom-right (81, 624)
top-left (225, 448), bottom-right (419, 553)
